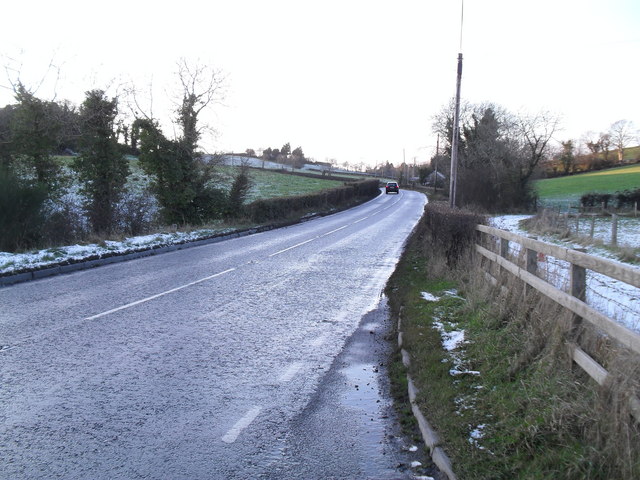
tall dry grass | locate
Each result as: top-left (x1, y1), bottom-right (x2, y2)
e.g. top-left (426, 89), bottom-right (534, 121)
top-left (397, 201), bottom-right (640, 478)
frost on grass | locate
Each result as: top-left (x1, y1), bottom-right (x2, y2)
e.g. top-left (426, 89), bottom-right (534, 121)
top-left (491, 214), bottom-right (640, 333)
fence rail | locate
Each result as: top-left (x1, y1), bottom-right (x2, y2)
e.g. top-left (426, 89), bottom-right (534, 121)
top-left (475, 224), bottom-right (640, 422)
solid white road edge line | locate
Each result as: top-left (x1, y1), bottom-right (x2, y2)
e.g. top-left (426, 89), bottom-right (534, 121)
top-left (221, 406), bottom-right (263, 444)
top-left (85, 268), bottom-right (236, 320)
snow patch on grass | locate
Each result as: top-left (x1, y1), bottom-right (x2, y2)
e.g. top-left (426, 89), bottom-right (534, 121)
top-left (420, 292), bottom-right (441, 302)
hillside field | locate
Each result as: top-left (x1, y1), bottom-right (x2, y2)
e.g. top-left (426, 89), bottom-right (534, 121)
top-left (534, 164), bottom-right (640, 207)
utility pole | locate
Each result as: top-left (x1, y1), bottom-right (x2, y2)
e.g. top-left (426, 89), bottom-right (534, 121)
top-left (449, 1), bottom-right (464, 208)
top-left (434, 133), bottom-right (439, 195)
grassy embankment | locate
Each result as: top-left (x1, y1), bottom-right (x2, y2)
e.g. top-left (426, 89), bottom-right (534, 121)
top-left (385, 202), bottom-right (640, 479)
top-left (534, 164), bottom-right (640, 208)
top-left (4, 157), bottom-right (376, 254)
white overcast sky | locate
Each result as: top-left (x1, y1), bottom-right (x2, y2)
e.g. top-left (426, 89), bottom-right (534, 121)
top-left (1, 0), bottom-right (639, 167)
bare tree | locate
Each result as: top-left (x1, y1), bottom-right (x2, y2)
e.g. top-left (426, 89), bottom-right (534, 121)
top-left (515, 111), bottom-right (561, 183)
top-left (609, 119), bottom-right (637, 163)
top-left (175, 58), bottom-right (226, 156)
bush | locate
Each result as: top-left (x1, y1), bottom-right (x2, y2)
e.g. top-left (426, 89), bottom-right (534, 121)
top-left (615, 188), bottom-right (640, 210)
top-left (0, 168), bottom-right (48, 252)
top-left (40, 193), bottom-right (89, 246)
top-left (420, 202), bottom-right (486, 267)
top-left (244, 180), bottom-right (380, 223)
top-left (581, 189), bottom-right (640, 210)
top-left (581, 192), bottom-right (613, 209)
top-left (116, 189), bottom-right (159, 236)
top-left (226, 166), bottom-right (252, 218)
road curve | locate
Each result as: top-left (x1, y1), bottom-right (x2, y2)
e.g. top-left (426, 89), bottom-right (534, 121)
top-left (0, 189), bottom-right (427, 479)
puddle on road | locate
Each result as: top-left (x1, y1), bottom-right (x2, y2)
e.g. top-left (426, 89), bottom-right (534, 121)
top-left (335, 297), bottom-right (434, 479)
top-left (258, 296), bottom-right (436, 479)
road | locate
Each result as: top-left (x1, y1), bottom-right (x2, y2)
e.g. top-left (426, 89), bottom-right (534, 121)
top-left (0, 189), bottom-right (429, 479)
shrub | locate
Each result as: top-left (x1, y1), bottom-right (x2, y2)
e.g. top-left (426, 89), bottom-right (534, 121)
top-left (581, 192), bottom-right (612, 209)
top-left (40, 193), bottom-right (89, 246)
top-left (116, 189), bottom-right (159, 236)
top-left (615, 188), bottom-right (640, 210)
top-left (420, 202), bottom-right (486, 267)
top-left (244, 180), bottom-right (380, 223)
top-left (226, 166), bottom-right (252, 218)
top-left (0, 168), bottom-right (48, 252)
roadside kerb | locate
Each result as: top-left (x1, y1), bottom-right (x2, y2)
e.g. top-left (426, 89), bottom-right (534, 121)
top-left (1, 190), bottom-right (384, 288)
top-left (0, 226), bottom-right (268, 287)
top-left (397, 307), bottom-right (458, 480)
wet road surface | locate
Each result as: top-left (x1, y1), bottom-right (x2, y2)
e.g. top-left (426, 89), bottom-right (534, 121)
top-left (1, 190), bottom-right (429, 479)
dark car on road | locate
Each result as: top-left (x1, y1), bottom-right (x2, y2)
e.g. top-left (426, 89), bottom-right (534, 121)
top-left (385, 181), bottom-right (399, 194)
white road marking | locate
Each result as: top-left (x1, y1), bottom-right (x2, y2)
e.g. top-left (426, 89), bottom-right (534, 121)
top-left (321, 225), bottom-right (348, 236)
top-left (278, 361), bottom-right (304, 383)
top-left (309, 331), bottom-right (330, 347)
top-left (269, 238), bottom-right (316, 257)
top-left (85, 268), bottom-right (236, 320)
top-left (267, 196), bottom-right (404, 257)
top-left (221, 406), bottom-right (262, 443)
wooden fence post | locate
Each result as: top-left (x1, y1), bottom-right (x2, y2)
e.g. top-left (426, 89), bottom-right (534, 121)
top-left (499, 237), bottom-right (509, 282)
top-left (525, 248), bottom-right (537, 297)
top-left (611, 214), bottom-right (618, 247)
top-left (570, 252), bottom-right (587, 336)
top-left (590, 215), bottom-right (595, 239)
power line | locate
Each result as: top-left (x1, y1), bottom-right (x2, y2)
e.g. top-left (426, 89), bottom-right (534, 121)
top-left (459, 0), bottom-right (465, 51)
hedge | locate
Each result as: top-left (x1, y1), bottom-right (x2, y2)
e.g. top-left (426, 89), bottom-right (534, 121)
top-left (244, 179), bottom-right (381, 223)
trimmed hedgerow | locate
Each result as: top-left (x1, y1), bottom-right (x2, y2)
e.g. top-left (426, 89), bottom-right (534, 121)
top-left (243, 179), bottom-right (380, 223)
top-left (419, 202), bottom-right (486, 267)
top-left (580, 188), bottom-right (640, 210)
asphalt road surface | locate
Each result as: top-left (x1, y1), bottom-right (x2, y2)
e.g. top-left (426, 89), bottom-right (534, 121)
top-left (1, 189), bottom-right (430, 479)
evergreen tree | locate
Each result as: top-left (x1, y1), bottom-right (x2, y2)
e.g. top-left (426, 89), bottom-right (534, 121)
top-left (74, 90), bottom-right (129, 233)
top-left (10, 83), bottom-right (63, 193)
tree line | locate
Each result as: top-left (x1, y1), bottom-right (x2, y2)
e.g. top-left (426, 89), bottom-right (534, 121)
top-left (420, 101), bottom-right (558, 211)
top-left (552, 120), bottom-right (638, 176)
top-left (0, 60), bottom-right (252, 252)
top-left (420, 101), bottom-right (638, 212)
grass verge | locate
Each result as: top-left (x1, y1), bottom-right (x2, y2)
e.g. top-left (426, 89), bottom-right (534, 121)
top-left (385, 203), bottom-right (640, 479)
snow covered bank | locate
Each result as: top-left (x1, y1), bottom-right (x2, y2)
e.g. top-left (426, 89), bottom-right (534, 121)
top-left (0, 227), bottom-right (239, 278)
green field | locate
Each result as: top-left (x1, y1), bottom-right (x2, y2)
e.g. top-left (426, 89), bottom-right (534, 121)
top-left (534, 164), bottom-right (640, 207)
top-left (214, 167), bottom-right (345, 203)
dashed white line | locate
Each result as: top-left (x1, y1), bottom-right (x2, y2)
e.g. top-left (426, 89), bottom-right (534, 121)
top-left (321, 225), bottom-right (348, 236)
top-left (269, 238), bottom-right (316, 257)
top-left (309, 331), bottom-right (330, 348)
top-left (85, 268), bottom-right (236, 320)
top-left (221, 406), bottom-right (263, 443)
top-left (278, 361), bottom-right (304, 383)
top-left (267, 198), bottom-right (404, 258)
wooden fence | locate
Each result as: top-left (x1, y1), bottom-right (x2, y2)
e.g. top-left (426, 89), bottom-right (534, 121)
top-left (475, 224), bottom-right (640, 421)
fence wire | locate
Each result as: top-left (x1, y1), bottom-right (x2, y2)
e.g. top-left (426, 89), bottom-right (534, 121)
top-left (495, 238), bottom-right (640, 334)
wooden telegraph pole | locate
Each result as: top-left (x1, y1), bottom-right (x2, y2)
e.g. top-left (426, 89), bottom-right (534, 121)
top-left (449, 1), bottom-right (464, 208)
